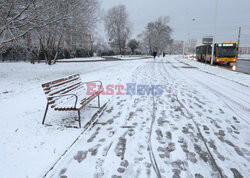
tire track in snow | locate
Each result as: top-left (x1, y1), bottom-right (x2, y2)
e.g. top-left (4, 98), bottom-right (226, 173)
top-left (142, 61), bottom-right (163, 177)
top-left (148, 96), bottom-right (162, 178)
top-left (140, 61), bottom-right (162, 177)
top-left (194, 80), bottom-right (250, 125)
top-left (172, 56), bottom-right (250, 125)
top-left (158, 58), bottom-right (224, 178)
top-left (176, 57), bottom-right (250, 107)
top-left (174, 95), bottom-right (224, 178)
top-left (163, 57), bottom-right (250, 177)
top-left (125, 60), bottom-right (162, 177)
top-left (172, 57), bottom-right (250, 125)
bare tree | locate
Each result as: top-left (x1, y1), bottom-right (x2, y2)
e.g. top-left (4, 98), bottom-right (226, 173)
top-left (0, 0), bottom-right (100, 64)
top-left (0, 0), bottom-right (68, 46)
top-left (184, 39), bottom-right (197, 55)
top-left (37, 0), bottom-right (99, 64)
top-left (104, 5), bottom-right (131, 54)
top-left (142, 17), bottom-right (173, 54)
top-left (168, 40), bottom-right (184, 55)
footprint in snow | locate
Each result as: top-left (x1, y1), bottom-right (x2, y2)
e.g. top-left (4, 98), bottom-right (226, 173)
top-left (73, 151), bottom-right (88, 163)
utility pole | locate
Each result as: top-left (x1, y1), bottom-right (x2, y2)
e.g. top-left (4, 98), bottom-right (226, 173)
top-left (211, 0), bottom-right (219, 65)
top-left (237, 27), bottom-right (241, 59)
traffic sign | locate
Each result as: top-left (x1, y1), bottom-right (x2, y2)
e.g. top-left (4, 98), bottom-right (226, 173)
top-left (202, 36), bottom-right (213, 45)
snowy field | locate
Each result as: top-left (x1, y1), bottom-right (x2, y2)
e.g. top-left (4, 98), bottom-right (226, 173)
top-left (57, 56), bottom-right (151, 62)
top-left (110, 55), bottom-right (151, 60)
top-left (0, 56), bottom-right (250, 178)
top-left (57, 57), bottom-right (106, 62)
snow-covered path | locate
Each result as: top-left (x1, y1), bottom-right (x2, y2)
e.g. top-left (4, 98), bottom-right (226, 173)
top-left (0, 60), bottom-right (148, 178)
top-left (43, 56), bottom-right (250, 178)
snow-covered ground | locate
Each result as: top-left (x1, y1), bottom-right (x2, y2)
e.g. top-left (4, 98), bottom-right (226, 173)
top-left (57, 55), bottom-right (151, 62)
top-left (0, 56), bottom-right (250, 178)
top-left (178, 55), bottom-right (250, 87)
top-left (110, 55), bottom-right (151, 60)
top-left (57, 57), bottom-right (105, 62)
top-left (0, 60), bottom-right (147, 178)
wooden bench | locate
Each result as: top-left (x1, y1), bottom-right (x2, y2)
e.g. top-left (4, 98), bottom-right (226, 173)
top-left (41, 74), bottom-right (103, 128)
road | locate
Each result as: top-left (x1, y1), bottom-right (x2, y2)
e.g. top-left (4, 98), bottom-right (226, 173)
top-left (213, 59), bottom-right (250, 74)
top-left (236, 59), bottom-right (250, 74)
top-left (43, 56), bottom-right (250, 178)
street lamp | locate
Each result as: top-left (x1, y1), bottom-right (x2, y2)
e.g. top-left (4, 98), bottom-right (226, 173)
top-left (211, 0), bottom-right (219, 64)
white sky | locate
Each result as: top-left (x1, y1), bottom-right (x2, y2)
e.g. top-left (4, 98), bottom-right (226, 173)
top-left (100, 0), bottom-right (250, 46)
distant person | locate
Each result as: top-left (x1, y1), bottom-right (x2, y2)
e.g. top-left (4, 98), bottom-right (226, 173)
top-left (163, 52), bottom-right (166, 58)
top-left (153, 51), bottom-right (157, 59)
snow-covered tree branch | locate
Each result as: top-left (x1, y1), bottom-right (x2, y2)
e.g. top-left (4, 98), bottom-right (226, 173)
top-left (0, 0), bottom-right (100, 64)
top-left (104, 5), bottom-right (131, 54)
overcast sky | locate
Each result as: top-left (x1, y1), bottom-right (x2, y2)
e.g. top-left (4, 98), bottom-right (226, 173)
top-left (100, 0), bottom-right (250, 46)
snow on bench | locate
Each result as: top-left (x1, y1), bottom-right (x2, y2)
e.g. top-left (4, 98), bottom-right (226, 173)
top-left (41, 74), bottom-right (102, 128)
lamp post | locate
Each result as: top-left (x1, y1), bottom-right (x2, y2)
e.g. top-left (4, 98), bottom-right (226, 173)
top-left (211, 0), bottom-right (219, 64)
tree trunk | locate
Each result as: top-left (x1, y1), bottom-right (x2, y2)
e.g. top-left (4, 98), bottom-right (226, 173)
top-left (52, 34), bottom-right (62, 64)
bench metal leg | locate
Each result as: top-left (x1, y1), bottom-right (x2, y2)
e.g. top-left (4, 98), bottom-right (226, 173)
top-left (78, 110), bottom-right (81, 128)
top-left (42, 102), bottom-right (49, 124)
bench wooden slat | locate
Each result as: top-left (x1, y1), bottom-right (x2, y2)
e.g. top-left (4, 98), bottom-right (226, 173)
top-left (42, 74), bottom-right (83, 109)
top-left (42, 74), bottom-right (80, 88)
top-left (43, 78), bottom-right (81, 91)
top-left (41, 74), bottom-right (102, 128)
top-left (43, 76), bottom-right (80, 91)
top-left (46, 81), bottom-right (82, 96)
top-left (43, 77), bottom-right (81, 95)
top-left (44, 78), bottom-right (81, 94)
top-left (48, 85), bottom-right (86, 107)
top-left (77, 91), bottom-right (102, 110)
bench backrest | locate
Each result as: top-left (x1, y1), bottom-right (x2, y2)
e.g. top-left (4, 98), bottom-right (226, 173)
top-left (41, 74), bottom-right (85, 108)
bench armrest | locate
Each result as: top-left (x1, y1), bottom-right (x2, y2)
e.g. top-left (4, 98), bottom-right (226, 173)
top-left (47, 94), bottom-right (78, 108)
top-left (82, 80), bottom-right (103, 93)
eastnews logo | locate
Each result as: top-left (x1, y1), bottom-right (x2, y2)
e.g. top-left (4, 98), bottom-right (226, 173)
top-left (86, 83), bottom-right (164, 96)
